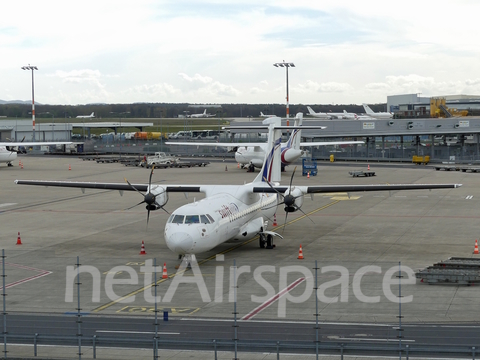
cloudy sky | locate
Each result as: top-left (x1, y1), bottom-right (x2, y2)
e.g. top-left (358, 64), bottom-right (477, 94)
top-left (2, 0), bottom-right (480, 105)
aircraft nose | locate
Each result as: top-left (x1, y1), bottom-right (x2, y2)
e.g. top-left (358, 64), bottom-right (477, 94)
top-left (165, 232), bottom-right (194, 254)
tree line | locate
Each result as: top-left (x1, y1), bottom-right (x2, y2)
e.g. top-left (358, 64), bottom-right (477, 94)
top-left (0, 102), bottom-right (386, 119)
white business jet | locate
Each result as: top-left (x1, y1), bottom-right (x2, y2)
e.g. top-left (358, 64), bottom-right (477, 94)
top-left (15, 115), bottom-right (461, 257)
top-left (166, 113), bottom-right (364, 169)
top-left (362, 104), bottom-right (394, 119)
top-left (0, 141), bottom-right (72, 167)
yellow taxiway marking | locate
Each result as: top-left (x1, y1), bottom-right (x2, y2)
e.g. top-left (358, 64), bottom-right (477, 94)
top-left (92, 199), bottom-right (342, 313)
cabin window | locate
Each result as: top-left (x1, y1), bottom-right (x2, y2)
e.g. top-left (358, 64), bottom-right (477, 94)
top-left (206, 214), bottom-right (215, 223)
top-left (171, 215), bottom-right (185, 224)
top-left (200, 215), bottom-right (210, 224)
top-left (185, 215), bottom-right (200, 224)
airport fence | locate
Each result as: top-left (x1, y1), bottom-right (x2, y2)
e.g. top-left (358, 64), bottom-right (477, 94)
top-left (2, 333), bottom-right (480, 359)
top-left (67, 138), bottom-right (480, 164)
top-left (1, 253), bottom-right (479, 360)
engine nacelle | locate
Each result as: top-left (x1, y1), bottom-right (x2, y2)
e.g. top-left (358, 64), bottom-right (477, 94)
top-left (284, 187), bottom-right (304, 212)
top-left (149, 185), bottom-right (168, 208)
top-left (281, 148), bottom-right (303, 164)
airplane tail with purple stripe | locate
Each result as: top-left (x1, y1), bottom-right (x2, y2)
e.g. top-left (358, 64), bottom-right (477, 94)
top-left (254, 117), bottom-right (282, 183)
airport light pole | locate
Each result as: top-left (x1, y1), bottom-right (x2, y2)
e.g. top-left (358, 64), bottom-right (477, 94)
top-left (273, 60), bottom-right (295, 126)
top-left (22, 64), bottom-right (38, 141)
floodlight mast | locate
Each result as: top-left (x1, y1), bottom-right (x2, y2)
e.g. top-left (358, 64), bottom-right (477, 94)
top-left (22, 64), bottom-right (38, 141)
top-left (273, 61), bottom-right (295, 127)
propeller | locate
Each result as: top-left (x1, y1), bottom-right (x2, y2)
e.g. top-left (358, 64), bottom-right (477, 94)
top-left (263, 166), bottom-right (314, 233)
top-left (124, 165), bottom-right (169, 225)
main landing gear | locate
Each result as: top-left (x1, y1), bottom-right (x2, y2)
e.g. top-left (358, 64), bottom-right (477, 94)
top-left (259, 233), bottom-right (275, 249)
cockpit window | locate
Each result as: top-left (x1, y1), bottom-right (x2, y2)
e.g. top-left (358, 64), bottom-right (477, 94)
top-left (171, 215), bottom-right (185, 224)
top-left (206, 214), bottom-right (215, 223)
top-left (200, 215), bottom-right (209, 224)
top-left (185, 215), bottom-right (200, 224)
top-left (167, 214), bottom-right (174, 223)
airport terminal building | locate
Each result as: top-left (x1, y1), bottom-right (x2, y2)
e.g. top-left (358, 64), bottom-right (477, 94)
top-left (4, 94), bottom-right (480, 163)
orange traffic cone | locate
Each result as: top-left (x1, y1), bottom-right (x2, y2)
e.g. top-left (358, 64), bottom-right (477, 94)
top-left (273, 214), bottom-right (278, 227)
top-left (19, 160), bottom-right (21, 166)
top-left (297, 245), bottom-right (304, 260)
top-left (307, 171), bottom-right (310, 179)
top-left (162, 263), bottom-right (168, 279)
top-left (16, 232), bottom-right (22, 245)
top-left (68, 164), bottom-right (71, 171)
top-left (367, 164), bottom-right (370, 171)
top-left (139, 240), bottom-right (146, 255)
top-left (474, 239), bottom-right (479, 254)
top-left (20, 161), bottom-right (23, 169)
top-left (237, 163), bottom-right (240, 169)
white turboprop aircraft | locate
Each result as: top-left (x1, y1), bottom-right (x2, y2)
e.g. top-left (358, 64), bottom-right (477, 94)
top-left (362, 104), bottom-right (394, 119)
top-left (15, 115), bottom-right (461, 256)
top-left (0, 141), bottom-right (72, 167)
top-left (190, 109), bottom-right (215, 118)
top-left (166, 113), bottom-right (364, 169)
top-left (306, 106), bottom-right (332, 119)
top-left (76, 112), bottom-right (95, 119)
top-left (260, 112), bottom-right (276, 118)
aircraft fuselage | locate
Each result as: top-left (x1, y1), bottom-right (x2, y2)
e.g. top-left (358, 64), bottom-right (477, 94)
top-left (164, 187), bottom-right (278, 254)
top-left (0, 146), bottom-right (17, 165)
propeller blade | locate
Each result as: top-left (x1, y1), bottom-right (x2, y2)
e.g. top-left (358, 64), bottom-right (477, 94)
top-left (148, 165), bottom-right (155, 189)
top-left (262, 177), bottom-right (285, 200)
top-left (289, 166), bottom-right (296, 190)
top-left (155, 201), bottom-right (170, 214)
top-left (295, 206), bottom-right (315, 224)
top-left (282, 211), bottom-right (289, 235)
top-left (147, 208), bottom-right (151, 225)
top-left (125, 200), bottom-right (146, 211)
top-left (124, 178), bottom-right (144, 196)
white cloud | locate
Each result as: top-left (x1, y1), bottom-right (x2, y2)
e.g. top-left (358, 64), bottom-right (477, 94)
top-left (2, 1), bottom-right (480, 104)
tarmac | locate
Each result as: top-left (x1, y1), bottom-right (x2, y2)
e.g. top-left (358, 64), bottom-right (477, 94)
top-left (1, 154), bottom-right (478, 359)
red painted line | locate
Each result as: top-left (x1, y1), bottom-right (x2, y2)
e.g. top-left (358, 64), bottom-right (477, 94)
top-left (2, 271), bottom-right (51, 289)
top-left (241, 277), bottom-right (305, 321)
top-left (0, 262), bottom-right (52, 289)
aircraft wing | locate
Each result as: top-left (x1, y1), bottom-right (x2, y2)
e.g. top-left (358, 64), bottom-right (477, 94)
top-left (300, 141), bottom-right (364, 147)
top-left (166, 141), bottom-right (265, 148)
top-left (2, 141), bottom-right (72, 146)
top-left (252, 183), bottom-right (462, 194)
top-left (14, 180), bottom-right (202, 193)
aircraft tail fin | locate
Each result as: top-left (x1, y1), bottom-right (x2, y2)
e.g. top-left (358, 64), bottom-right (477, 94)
top-left (260, 112), bottom-right (264, 116)
top-left (307, 106), bottom-right (315, 115)
top-left (90, 112), bottom-right (95, 117)
top-left (286, 112), bottom-right (303, 150)
top-left (254, 117), bottom-right (282, 183)
top-left (362, 104), bottom-right (374, 114)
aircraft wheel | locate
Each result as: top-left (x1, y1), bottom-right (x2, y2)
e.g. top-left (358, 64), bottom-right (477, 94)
top-left (259, 234), bottom-right (266, 248)
top-left (266, 234), bottom-right (274, 249)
